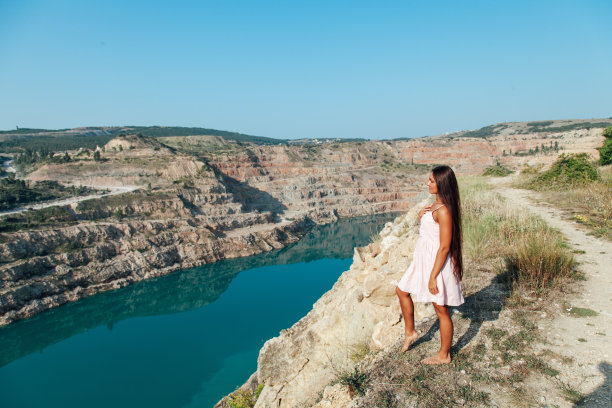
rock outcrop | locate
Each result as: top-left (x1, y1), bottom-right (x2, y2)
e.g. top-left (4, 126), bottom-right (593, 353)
top-left (215, 199), bottom-right (439, 407)
top-left (0, 213), bottom-right (318, 326)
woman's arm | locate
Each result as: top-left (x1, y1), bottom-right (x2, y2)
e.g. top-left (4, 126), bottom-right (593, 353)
top-left (428, 207), bottom-right (452, 295)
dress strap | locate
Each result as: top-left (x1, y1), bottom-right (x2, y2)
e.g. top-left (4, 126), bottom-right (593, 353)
top-left (431, 203), bottom-right (445, 213)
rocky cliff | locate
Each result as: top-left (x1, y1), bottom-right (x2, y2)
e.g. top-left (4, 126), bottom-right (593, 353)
top-left (216, 200), bottom-right (435, 407)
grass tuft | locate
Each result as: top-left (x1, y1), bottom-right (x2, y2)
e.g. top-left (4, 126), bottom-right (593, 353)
top-left (504, 230), bottom-right (576, 291)
top-left (559, 382), bottom-right (584, 404)
top-left (338, 367), bottom-right (370, 397)
top-left (567, 306), bottom-right (599, 317)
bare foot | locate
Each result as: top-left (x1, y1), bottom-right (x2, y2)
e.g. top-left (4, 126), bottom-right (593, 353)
top-left (401, 331), bottom-right (419, 352)
top-left (421, 355), bottom-right (451, 365)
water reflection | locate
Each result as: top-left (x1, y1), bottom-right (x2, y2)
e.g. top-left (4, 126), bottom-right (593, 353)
top-left (0, 213), bottom-right (397, 368)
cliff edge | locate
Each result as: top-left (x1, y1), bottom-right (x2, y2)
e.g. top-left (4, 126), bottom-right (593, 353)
top-left (218, 198), bottom-right (436, 407)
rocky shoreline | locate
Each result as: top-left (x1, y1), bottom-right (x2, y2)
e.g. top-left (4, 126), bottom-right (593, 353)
top-left (0, 210), bottom-right (328, 327)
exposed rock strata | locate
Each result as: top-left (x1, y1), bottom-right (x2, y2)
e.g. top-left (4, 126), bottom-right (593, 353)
top-left (0, 213), bottom-right (318, 326)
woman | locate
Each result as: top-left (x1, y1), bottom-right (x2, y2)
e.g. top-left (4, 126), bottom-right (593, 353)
top-left (395, 165), bottom-right (464, 364)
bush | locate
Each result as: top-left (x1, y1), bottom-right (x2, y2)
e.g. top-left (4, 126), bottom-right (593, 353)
top-left (597, 139), bottom-right (612, 165)
top-left (483, 164), bottom-right (513, 177)
top-left (227, 384), bottom-right (264, 408)
top-left (530, 153), bottom-right (599, 189)
top-left (603, 126), bottom-right (612, 139)
top-left (339, 367), bottom-right (370, 396)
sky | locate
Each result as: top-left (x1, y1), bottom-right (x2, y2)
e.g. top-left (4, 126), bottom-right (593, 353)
top-left (0, 0), bottom-right (611, 140)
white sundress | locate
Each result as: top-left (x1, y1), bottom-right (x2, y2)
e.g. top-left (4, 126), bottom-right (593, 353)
top-left (397, 207), bottom-right (465, 306)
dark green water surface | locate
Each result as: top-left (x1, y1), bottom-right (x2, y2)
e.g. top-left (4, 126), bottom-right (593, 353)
top-left (0, 213), bottom-right (397, 408)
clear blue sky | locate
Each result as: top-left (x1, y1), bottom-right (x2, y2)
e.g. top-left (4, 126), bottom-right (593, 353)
top-left (1, 0), bottom-right (610, 139)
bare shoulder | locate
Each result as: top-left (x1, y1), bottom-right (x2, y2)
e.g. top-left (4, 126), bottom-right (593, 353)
top-left (432, 205), bottom-right (451, 223)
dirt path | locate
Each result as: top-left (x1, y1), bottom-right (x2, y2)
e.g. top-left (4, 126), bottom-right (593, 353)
top-left (494, 184), bottom-right (612, 407)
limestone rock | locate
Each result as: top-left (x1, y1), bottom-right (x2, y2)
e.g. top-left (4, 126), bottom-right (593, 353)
top-left (311, 384), bottom-right (353, 408)
top-left (252, 199), bottom-right (430, 408)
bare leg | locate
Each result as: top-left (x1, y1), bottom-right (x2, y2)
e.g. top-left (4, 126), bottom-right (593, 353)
top-left (422, 302), bottom-right (452, 364)
top-left (396, 286), bottom-right (418, 352)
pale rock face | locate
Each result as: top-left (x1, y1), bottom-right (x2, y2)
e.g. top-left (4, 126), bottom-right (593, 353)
top-left (311, 384), bottom-right (353, 408)
top-left (253, 198), bottom-right (437, 408)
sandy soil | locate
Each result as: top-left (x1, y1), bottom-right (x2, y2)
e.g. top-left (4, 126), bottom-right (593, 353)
top-left (494, 181), bottom-right (612, 407)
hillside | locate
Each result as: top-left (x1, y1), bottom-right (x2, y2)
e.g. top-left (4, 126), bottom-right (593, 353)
top-left (0, 119), bottom-right (609, 327)
top-left (0, 125), bottom-right (283, 154)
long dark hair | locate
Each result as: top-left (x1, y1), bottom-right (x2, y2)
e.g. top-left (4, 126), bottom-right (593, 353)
top-left (432, 165), bottom-right (463, 281)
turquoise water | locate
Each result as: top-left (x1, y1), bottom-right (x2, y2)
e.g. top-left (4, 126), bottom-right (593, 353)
top-left (0, 213), bottom-right (397, 408)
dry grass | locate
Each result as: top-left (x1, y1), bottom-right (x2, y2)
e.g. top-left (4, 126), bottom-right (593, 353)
top-left (519, 163), bottom-right (612, 240)
top-left (539, 173), bottom-right (612, 240)
top-left (462, 176), bottom-right (577, 294)
top-left (505, 230), bottom-right (576, 292)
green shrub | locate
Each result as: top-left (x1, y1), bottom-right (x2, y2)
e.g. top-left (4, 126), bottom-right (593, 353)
top-left (339, 367), bottom-right (370, 396)
top-left (483, 164), bottom-right (513, 177)
top-left (227, 384), bottom-right (264, 408)
top-left (530, 153), bottom-right (599, 189)
top-left (603, 126), bottom-right (612, 139)
top-left (597, 139), bottom-right (612, 165)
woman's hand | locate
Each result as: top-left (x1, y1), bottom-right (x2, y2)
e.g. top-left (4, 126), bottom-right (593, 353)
top-left (428, 276), bottom-right (439, 295)
top-left (418, 205), bottom-right (431, 219)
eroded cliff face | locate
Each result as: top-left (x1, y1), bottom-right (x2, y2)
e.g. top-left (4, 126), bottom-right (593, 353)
top-left (1, 136), bottom-right (326, 326)
top-left (0, 212), bottom-right (319, 326)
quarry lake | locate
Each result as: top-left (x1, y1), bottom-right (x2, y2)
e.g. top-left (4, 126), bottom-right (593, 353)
top-left (0, 213), bottom-right (397, 408)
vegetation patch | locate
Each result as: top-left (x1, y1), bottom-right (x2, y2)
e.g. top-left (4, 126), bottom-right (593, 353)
top-left (338, 367), bottom-right (370, 397)
top-left (504, 229), bottom-right (576, 291)
top-left (226, 384), bottom-right (264, 408)
top-left (567, 306), bottom-right (598, 317)
top-left (349, 341), bottom-right (371, 363)
top-left (0, 175), bottom-right (98, 211)
top-left (0, 205), bottom-right (77, 232)
top-left (460, 123), bottom-right (509, 138)
top-left (520, 155), bottom-right (612, 240)
top-left (598, 126), bottom-right (612, 165)
top-left (559, 382), bottom-right (584, 404)
top-left (527, 121), bottom-right (611, 134)
top-left (528, 153), bottom-right (599, 190)
top-left (76, 190), bottom-right (170, 213)
top-left (482, 164), bottom-right (513, 177)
